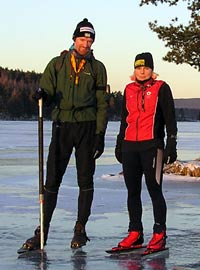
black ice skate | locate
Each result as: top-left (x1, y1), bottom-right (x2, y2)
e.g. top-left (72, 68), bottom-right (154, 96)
top-left (71, 222), bottom-right (90, 249)
top-left (17, 226), bottom-right (48, 254)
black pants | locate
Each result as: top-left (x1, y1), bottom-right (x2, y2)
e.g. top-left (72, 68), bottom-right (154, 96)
top-left (122, 147), bottom-right (166, 233)
top-left (43, 121), bottom-right (96, 229)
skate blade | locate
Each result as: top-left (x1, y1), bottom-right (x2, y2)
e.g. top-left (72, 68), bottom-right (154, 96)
top-left (106, 245), bottom-right (146, 254)
top-left (18, 249), bottom-right (46, 259)
top-left (142, 247), bottom-right (169, 257)
top-left (17, 244), bottom-right (32, 254)
top-left (17, 243), bottom-right (40, 254)
top-left (71, 247), bottom-right (85, 256)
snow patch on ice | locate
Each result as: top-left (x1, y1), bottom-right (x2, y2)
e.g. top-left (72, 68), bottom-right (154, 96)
top-left (101, 161), bottom-right (200, 182)
top-left (164, 160), bottom-right (200, 177)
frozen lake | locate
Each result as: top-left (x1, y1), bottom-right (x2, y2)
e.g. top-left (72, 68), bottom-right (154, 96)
top-left (0, 121), bottom-right (200, 270)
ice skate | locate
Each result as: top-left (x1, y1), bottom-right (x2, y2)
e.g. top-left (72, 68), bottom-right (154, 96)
top-left (142, 231), bottom-right (167, 256)
top-left (17, 226), bottom-right (48, 254)
top-left (118, 231), bottom-right (144, 248)
top-left (71, 222), bottom-right (90, 249)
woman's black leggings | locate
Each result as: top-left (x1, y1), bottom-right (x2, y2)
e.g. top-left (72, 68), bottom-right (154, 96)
top-left (122, 147), bottom-right (166, 233)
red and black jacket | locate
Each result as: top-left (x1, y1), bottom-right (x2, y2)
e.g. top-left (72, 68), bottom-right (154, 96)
top-left (117, 78), bottom-right (177, 152)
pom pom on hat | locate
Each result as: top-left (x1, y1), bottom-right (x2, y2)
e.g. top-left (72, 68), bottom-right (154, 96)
top-left (73, 18), bottom-right (95, 41)
top-left (134, 52), bottom-right (154, 70)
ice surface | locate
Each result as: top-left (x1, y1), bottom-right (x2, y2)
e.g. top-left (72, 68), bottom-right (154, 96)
top-left (0, 121), bottom-right (200, 270)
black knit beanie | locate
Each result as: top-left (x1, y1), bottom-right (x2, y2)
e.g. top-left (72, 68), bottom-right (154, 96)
top-left (134, 52), bottom-right (154, 70)
top-left (73, 18), bottom-right (95, 41)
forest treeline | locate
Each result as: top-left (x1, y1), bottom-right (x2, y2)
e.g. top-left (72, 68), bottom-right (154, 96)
top-left (0, 66), bottom-right (200, 121)
top-left (0, 67), bottom-right (122, 120)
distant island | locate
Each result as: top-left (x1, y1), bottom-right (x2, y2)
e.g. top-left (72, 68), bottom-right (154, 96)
top-left (174, 99), bottom-right (200, 121)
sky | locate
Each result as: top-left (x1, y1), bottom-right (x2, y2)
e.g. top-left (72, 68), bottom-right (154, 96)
top-left (0, 0), bottom-right (199, 98)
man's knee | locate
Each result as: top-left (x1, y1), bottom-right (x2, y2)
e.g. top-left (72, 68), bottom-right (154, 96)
top-left (44, 185), bottom-right (59, 193)
top-left (78, 177), bottom-right (94, 190)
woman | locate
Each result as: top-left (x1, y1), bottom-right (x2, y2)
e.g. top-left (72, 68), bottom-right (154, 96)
top-left (115, 52), bottom-right (177, 252)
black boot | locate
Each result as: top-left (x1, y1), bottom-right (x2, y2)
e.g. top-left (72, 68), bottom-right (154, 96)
top-left (18, 188), bottom-right (57, 254)
top-left (71, 222), bottom-right (90, 249)
top-left (18, 226), bottom-right (49, 253)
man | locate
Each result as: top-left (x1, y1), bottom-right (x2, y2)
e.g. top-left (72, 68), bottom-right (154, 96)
top-left (115, 52), bottom-right (177, 253)
top-left (18, 18), bottom-right (108, 252)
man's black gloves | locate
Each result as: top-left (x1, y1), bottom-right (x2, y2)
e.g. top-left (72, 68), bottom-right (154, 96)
top-left (115, 135), bottom-right (122, 163)
top-left (163, 136), bottom-right (177, 164)
top-left (93, 134), bottom-right (105, 159)
top-left (32, 88), bottom-right (47, 102)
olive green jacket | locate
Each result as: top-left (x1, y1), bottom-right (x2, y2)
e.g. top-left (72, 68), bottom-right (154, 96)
top-left (39, 51), bottom-right (108, 134)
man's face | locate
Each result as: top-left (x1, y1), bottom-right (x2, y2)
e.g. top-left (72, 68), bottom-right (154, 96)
top-left (74, 37), bottom-right (93, 56)
top-left (134, 66), bottom-right (153, 81)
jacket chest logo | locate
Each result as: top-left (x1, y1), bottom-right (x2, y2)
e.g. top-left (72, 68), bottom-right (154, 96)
top-left (146, 91), bottom-right (151, 96)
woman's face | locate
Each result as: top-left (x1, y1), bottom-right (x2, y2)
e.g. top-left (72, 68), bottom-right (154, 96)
top-left (134, 66), bottom-right (153, 81)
